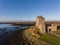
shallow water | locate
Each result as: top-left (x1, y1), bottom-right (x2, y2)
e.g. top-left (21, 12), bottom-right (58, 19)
top-left (0, 24), bottom-right (29, 45)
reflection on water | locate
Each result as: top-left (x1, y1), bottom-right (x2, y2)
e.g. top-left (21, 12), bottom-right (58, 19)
top-left (0, 24), bottom-right (18, 35)
top-left (0, 24), bottom-right (29, 45)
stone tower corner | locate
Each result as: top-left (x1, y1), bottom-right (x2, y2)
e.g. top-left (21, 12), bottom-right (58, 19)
top-left (36, 16), bottom-right (46, 33)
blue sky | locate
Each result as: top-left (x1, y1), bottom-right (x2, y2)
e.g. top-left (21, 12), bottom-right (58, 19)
top-left (0, 0), bottom-right (60, 21)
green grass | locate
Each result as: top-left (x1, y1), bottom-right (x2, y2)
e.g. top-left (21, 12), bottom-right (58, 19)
top-left (40, 33), bottom-right (60, 45)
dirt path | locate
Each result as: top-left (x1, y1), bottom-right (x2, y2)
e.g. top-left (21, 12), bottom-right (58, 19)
top-left (49, 32), bottom-right (60, 38)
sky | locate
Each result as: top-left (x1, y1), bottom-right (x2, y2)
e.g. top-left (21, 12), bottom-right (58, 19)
top-left (0, 0), bottom-right (60, 21)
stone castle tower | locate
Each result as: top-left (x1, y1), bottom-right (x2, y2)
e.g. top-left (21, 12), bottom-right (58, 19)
top-left (36, 16), bottom-right (46, 33)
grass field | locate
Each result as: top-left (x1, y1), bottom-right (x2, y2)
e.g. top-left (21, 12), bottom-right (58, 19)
top-left (40, 33), bottom-right (60, 45)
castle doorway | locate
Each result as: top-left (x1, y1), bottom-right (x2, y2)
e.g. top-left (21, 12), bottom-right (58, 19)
top-left (49, 29), bottom-right (51, 32)
top-left (57, 26), bottom-right (60, 30)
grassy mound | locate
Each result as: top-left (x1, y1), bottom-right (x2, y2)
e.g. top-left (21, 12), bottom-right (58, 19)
top-left (9, 26), bottom-right (60, 45)
top-left (9, 26), bottom-right (48, 45)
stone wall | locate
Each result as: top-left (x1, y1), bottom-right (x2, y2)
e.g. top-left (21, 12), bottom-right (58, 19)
top-left (48, 24), bottom-right (57, 32)
top-left (36, 16), bottom-right (60, 33)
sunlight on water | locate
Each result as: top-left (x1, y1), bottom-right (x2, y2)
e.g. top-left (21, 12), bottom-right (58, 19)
top-left (0, 24), bottom-right (29, 36)
top-left (0, 24), bottom-right (29, 45)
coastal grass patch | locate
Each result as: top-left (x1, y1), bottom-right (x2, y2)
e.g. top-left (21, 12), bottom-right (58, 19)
top-left (40, 33), bottom-right (60, 45)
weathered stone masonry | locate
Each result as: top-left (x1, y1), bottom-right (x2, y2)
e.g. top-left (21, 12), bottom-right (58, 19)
top-left (36, 16), bottom-right (60, 33)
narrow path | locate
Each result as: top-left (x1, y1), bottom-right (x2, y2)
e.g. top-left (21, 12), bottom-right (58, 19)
top-left (49, 32), bottom-right (60, 38)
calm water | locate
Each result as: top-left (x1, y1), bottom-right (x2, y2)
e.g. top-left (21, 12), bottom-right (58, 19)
top-left (0, 24), bottom-right (29, 45)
